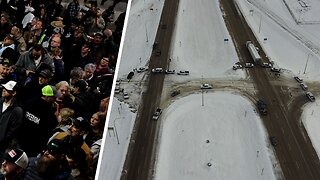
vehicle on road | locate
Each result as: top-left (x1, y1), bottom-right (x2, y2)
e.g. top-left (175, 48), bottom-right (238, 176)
top-left (306, 92), bottom-right (316, 102)
top-left (152, 108), bottom-right (162, 120)
top-left (165, 69), bottom-right (175, 74)
top-left (177, 70), bottom-right (189, 75)
top-left (232, 64), bottom-right (242, 70)
top-left (123, 92), bottom-right (129, 99)
top-left (294, 76), bottom-right (303, 83)
top-left (200, 84), bottom-right (213, 89)
top-left (271, 67), bottom-right (281, 73)
top-left (244, 63), bottom-right (254, 68)
top-left (270, 136), bottom-right (278, 146)
top-left (257, 99), bottom-right (268, 115)
top-left (137, 67), bottom-right (148, 73)
top-left (171, 90), bottom-right (180, 97)
top-left (246, 41), bottom-right (261, 63)
top-left (300, 83), bottom-right (308, 91)
top-left (115, 85), bottom-right (120, 94)
top-left (151, 68), bottom-right (163, 73)
top-left (261, 62), bottom-right (272, 68)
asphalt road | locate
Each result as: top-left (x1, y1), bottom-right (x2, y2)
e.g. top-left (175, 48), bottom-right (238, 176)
top-left (119, 0), bottom-right (320, 179)
top-left (221, 0), bottom-right (320, 179)
top-left (120, 0), bottom-right (180, 180)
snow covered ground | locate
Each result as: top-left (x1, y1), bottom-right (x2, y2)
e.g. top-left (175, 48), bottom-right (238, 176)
top-left (95, 0), bottom-right (320, 179)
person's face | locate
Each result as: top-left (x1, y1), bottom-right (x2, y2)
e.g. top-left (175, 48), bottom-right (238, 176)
top-left (100, 57), bottom-right (109, 67)
top-left (1, 160), bottom-right (20, 176)
top-left (93, 35), bottom-right (103, 44)
top-left (39, 76), bottom-right (50, 85)
top-left (84, 68), bottom-right (94, 79)
top-left (58, 85), bottom-right (68, 97)
top-left (3, 37), bottom-right (14, 46)
top-left (74, 29), bottom-right (83, 39)
top-left (0, 65), bottom-right (11, 77)
top-left (81, 45), bottom-right (90, 55)
top-left (90, 114), bottom-right (100, 127)
top-left (10, 26), bottom-right (19, 35)
top-left (50, 36), bottom-right (61, 48)
top-left (34, 21), bottom-right (43, 30)
top-left (69, 124), bottom-right (82, 137)
top-left (32, 49), bottom-right (42, 60)
top-left (2, 88), bottom-right (13, 98)
top-left (0, 17), bottom-right (7, 25)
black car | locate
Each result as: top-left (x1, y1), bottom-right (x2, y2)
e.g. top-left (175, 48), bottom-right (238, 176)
top-left (270, 136), bottom-right (278, 146)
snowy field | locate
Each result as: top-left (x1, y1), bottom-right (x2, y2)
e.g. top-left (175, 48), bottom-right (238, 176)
top-left (95, 0), bottom-right (320, 179)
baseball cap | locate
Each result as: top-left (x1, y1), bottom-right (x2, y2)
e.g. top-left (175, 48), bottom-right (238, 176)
top-left (39, 69), bottom-right (53, 79)
top-left (93, 31), bottom-right (103, 37)
top-left (0, 58), bottom-right (12, 66)
top-left (3, 148), bottom-right (29, 169)
top-left (71, 117), bottom-right (90, 132)
top-left (42, 85), bottom-right (57, 97)
top-left (47, 139), bottom-right (66, 155)
top-left (2, 80), bottom-right (17, 91)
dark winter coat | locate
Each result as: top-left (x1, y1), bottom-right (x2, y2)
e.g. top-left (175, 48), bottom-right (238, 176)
top-left (0, 98), bottom-right (23, 152)
top-left (17, 97), bottom-right (57, 157)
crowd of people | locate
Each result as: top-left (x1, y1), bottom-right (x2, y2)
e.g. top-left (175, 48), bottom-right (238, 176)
top-left (0, 0), bottom-right (126, 179)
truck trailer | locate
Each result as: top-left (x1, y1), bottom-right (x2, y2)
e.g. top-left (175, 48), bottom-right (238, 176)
top-left (246, 41), bottom-right (261, 63)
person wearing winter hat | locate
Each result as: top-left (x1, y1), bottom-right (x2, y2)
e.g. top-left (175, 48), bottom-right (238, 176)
top-left (23, 139), bottom-right (73, 180)
top-left (0, 148), bottom-right (28, 180)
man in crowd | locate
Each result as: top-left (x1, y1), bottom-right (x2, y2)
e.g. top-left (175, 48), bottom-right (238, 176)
top-left (0, 81), bottom-right (23, 156)
top-left (0, 148), bottom-right (29, 180)
top-left (17, 85), bottom-right (58, 157)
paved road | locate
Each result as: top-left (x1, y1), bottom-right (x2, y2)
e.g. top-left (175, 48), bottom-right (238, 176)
top-left (221, 0), bottom-right (320, 179)
top-left (120, 0), bottom-right (180, 180)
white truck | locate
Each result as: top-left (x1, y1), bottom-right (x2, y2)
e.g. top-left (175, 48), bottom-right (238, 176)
top-left (246, 41), bottom-right (261, 63)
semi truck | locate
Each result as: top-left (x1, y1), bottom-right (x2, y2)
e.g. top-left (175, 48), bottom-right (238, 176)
top-left (246, 41), bottom-right (261, 63)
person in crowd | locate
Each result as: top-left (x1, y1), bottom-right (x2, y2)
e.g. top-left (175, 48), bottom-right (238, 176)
top-left (15, 44), bottom-right (54, 84)
top-left (90, 32), bottom-right (107, 64)
top-left (17, 85), bottom-right (58, 157)
top-left (55, 81), bottom-right (74, 112)
top-left (49, 47), bottom-right (64, 84)
top-left (23, 19), bottom-right (45, 49)
top-left (0, 148), bottom-right (29, 180)
top-left (10, 26), bottom-right (27, 55)
top-left (0, 35), bottom-right (16, 58)
top-left (0, 59), bottom-right (16, 84)
top-left (0, 14), bottom-right (11, 41)
top-left (23, 139), bottom-right (73, 180)
top-left (65, 0), bottom-right (81, 26)
top-left (83, 4), bottom-right (105, 36)
top-left (85, 112), bottom-right (106, 147)
top-left (66, 147), bottom-right (91, 180)
top-left (0, 81), bottom-right (23, 155)
top-left (51, 116), bottom-right (93, 177)
top-left (52, 107), bottom-right (75, 134)
top-left (83, 63), bottom-right (96, 91)
top-left (69, 67), bottom-right (84, 88)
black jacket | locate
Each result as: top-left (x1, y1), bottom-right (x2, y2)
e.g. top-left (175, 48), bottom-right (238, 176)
top-left (0, 98), bottom-right (23, 152)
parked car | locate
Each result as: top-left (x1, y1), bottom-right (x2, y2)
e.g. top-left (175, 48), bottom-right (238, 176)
top-left (306, 92), bottom-right (316, 102)
top-left (123, 92), bottom-right (129, 99)
top-left (232, 64), bottom-right (242, 70)
top-left (294, 76), bottom-right (303, 83)
top-left (152, 108), bottom-right (162, 120)
top-left (171, 90), bottom-right (180, 97)
top-left (177, 70), bottom-right (189, 75)
top-left (165, 69), bottom-right (175, 74)
top-left (269, 136), bottom-right (278, 146)
top-left (200, 84), bottom-right (212, 89)
top-left (116, 79), bottom-right (121, 86)
top-left (151, 68), bottom-right (163, 73)
top-left (244, 63), bottom-right (254, 68)
top-left (300, 83), bottom-right (308, 91)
